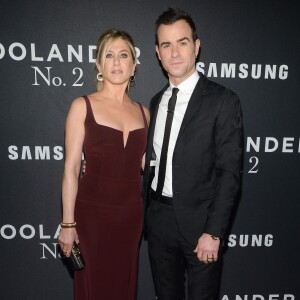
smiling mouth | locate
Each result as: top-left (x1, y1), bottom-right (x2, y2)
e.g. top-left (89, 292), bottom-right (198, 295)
top-left (112, 70), bottom-right (123, 74)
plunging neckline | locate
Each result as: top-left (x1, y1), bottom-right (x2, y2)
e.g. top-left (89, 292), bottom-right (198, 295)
top-left (88, 102), bottom-right (146, 149)
top-left (96, 123), bottom-right (145, 149)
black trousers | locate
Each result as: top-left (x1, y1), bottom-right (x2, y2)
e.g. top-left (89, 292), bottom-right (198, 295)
top-left (146, 199), bottom-right (222, 300)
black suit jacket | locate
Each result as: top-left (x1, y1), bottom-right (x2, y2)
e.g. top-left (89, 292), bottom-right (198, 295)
top-left (143, 74), bottom-right (243, 245)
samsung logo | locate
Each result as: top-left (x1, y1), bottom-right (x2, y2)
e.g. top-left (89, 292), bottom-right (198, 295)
top-left (197, 62), bottom-right (288, 80)
top-left (8, 145), bottom-right (64, 160)
top-left (227, 234), bottom-right (273, 247)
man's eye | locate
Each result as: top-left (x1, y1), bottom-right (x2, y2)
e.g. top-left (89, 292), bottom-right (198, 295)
top-left (162, 44), bottom-right (170, 48)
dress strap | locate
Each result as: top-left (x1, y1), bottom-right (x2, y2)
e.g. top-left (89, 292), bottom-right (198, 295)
top-left (137, 102), bottom-right (148, 128)
top-left (82, 95), bottom-right (93, 123)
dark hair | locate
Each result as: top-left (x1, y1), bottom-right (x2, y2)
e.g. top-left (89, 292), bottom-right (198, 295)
top-left (155, 7), bottom-right (198, 45)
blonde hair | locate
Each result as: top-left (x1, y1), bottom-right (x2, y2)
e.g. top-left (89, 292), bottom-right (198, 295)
top-left (95, 29), bottom-right (136, 91)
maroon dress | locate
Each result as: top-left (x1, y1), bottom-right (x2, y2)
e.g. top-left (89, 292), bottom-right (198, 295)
top-left (74, 96), bottom-right (147, 300)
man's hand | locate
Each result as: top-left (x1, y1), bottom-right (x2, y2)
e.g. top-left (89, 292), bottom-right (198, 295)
top-left (193, 233), bottom-right (220, 264)
top-left (82, 160), bottom-right (86, 174)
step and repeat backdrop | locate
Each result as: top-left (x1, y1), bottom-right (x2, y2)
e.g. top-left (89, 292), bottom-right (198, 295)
top-left (0, 0), bottom-right (299, 299)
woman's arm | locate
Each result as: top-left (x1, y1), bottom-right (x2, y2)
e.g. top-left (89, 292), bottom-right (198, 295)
top-left (58, 97), bottom-right (86, 255)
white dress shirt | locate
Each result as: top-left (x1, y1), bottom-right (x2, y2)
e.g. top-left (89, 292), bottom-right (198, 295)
top-left (151, 71), bottom-right (200, 197)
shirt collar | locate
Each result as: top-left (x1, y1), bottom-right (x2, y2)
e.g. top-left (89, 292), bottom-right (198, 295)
top-left (169, 70), bottom-right (200, 93)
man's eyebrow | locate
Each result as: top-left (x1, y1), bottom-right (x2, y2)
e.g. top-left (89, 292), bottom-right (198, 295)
top-left (177, 37), bottom-right (190, 43)
top-left (160, 37), bottom-right (191, 47)
top-left (160, 41), bottom-right (171, 47)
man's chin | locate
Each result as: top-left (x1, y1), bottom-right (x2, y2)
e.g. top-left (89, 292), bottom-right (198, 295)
top-left (168, 70), bottom-right (186, 78)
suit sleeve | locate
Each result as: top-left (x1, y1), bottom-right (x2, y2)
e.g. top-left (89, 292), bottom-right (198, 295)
top-left (204, 90), bottom-right (243, 239)
top-left (143, 95), bottom-right (158, 200)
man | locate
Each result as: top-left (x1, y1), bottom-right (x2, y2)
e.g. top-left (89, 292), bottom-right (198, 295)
top-left (143, 8), bottom-right (243, 300)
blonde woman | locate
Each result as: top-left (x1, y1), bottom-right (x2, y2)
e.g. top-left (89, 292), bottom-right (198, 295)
top-left (58, 29), bottom-right (149, 300)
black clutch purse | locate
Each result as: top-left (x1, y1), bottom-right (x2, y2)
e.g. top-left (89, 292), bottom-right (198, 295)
top-left (67, 242), bottom-right (85, 271)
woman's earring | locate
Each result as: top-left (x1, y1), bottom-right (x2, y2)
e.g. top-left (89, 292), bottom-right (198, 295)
top-left (97, 72), bottom-right (103, 82)
top-left (129, 74), bottom-right (135, 87)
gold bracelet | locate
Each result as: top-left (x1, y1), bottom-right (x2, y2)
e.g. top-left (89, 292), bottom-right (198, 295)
top-left (61, 221), bottom-right (77, 228)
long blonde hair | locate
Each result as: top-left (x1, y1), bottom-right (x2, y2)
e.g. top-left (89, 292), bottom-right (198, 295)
top-left (95, 29), bottom-right (136, 92)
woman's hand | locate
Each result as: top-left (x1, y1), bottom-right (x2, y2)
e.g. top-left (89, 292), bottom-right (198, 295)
top-left (58, 228), bottom-right (79, 257)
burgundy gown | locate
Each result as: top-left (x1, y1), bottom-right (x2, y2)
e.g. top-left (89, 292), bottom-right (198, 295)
top-left (74, 96), bottom-right (147, 300)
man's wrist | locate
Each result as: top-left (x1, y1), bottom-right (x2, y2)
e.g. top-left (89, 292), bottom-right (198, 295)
top-left (210, 234), bottom-right (220, 241)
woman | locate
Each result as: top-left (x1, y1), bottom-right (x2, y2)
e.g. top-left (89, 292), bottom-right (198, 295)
top-left (58, 29), bottom-right (149, 300)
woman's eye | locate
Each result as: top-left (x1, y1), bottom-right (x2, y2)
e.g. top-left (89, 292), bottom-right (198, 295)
top-left (106, 53), bottom-right (113, 58)
top-left (120, 53), bottom-right (128, 58)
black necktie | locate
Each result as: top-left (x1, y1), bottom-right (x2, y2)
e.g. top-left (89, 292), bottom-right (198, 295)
top-left (156, 87), bottom-right (179, 197)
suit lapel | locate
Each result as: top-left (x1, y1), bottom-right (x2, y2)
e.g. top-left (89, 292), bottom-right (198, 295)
top-left (177, 75), bottom-right (208, 141)
top-left (146, 74), bottom-right (208, 164)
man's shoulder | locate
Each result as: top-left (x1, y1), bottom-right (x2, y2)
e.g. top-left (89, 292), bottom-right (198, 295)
top-left (151, 89), bottom-right (164, 101)
top-left (149, 83), bottom-right (168, 109)
top-left (151, 83), bottom-right (168, 100)
top-left (203, 75), bottom-right (238, 98)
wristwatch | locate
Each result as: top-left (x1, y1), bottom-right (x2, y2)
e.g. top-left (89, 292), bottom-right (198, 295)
top-left (210, 235), bottom-right (220, 241)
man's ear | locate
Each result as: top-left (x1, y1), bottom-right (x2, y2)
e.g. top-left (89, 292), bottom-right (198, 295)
top-left (155, 45), bottom-right (161, 60)
top-left (195, 39), bottom-right (201, 57)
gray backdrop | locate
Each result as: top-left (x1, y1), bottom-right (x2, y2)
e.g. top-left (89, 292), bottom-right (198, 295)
top-left (0, 0), bottom-right (299, 299)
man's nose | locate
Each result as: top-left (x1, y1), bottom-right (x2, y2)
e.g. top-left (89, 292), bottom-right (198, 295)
top-left (171, 45), bottom-right (179, 57)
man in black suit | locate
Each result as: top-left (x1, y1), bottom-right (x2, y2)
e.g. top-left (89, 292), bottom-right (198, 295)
top-left (143, 8), bottom-right (243, 300)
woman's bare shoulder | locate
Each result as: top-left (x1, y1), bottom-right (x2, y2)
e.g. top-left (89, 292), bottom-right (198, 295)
top-left (133, 101), bottom-right (150, 123)
top-left (67, 96), bottom-right (86, 118)
top-left (141, 104), bottom-right (150, 122)
top-left (72, 96), bottom-right (86, 105)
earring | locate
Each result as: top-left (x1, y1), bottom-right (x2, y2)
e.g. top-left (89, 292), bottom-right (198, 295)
top-left (129, 74), bottom-right (135, 87)
top-left (97, 72), bottom-right (103, 82)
